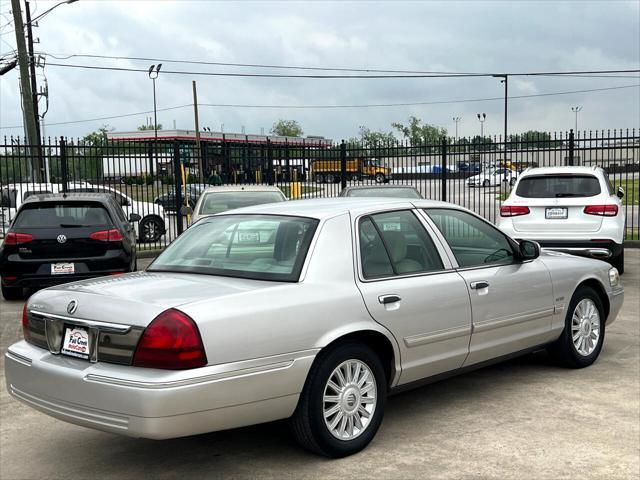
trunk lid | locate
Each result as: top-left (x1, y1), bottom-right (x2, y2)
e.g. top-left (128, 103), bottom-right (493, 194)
top-left (510, 196), bottom-right (605, 233)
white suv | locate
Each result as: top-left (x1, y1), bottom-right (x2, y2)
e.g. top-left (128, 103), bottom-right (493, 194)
top-left (497, 166), bottom-right (625, 273)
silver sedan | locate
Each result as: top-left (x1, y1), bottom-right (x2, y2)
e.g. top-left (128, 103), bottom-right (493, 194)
top-left (5, 198), bottom-right (624, 457)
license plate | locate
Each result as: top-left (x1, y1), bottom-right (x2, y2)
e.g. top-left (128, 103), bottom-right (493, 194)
top-left (61, 326), bottom-right (91, 360)
top-left (51, 262), bottom-right (75, 275)
top-left (545, 207), bottom-right (568, 219)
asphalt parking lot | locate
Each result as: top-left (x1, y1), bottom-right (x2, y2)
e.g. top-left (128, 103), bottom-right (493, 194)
top-left (1, 252), bottom-right (638, 479)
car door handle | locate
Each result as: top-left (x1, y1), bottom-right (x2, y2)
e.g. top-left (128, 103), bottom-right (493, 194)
top-left (470, 281), bottom-right (489, 290)
top-left (378, 294), bottom-right (401, 305)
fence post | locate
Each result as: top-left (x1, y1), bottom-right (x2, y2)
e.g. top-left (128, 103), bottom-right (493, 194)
top-left (59, 137), bottom-right (68, 193)
top-left (441, 136), bottom-right (447, 202)
top-left (568, 129), bottom-right (575, 166)
top-left (267, 139), bottom-right (274, 185)
top-left (173, 140), bottom-right (184, 236)
top-left (340, 140), bottom-right (347, 190)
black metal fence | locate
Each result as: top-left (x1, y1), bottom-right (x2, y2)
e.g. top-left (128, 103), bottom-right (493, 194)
top-left (1, 129), bottom-right (638, 249)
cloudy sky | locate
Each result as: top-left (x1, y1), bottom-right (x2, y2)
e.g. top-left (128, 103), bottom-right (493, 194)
top-left (0, 0), bottom-right (638, 141)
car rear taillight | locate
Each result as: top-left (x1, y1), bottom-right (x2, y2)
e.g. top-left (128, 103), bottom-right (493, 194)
top-left (4, 232), bottom-right (34, 245)
top-left (22, 303), bottom-right (31, 343)
top-left (584, 205), bottom-right (618, 216)
top-left (500, 205), bottom-right (530, 217)
top-left (132, 309), bottom-right (207, 370)
top-left (89, 229), bottom-right (124, 242)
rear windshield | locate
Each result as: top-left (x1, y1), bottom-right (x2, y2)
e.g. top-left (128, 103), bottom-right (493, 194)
top-left (516, 175), bottom-right (601, 198)
top-left (14, 202), bottom-right (112, 228)
top-left (149, 214), bottom-right (318, 282)
top-left (346, 187), bottom-right (422, 199)
top-left (199, 191), bottom-right (284, 215)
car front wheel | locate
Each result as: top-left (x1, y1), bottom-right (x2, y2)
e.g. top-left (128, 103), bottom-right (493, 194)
top-left (139, 217), bottom-right (164, 243)
top-left (374, 173), bottom-right (385, 183)
top-left (290, 342), bottom-right (386, 458)
top-left (547, 286), bottom-right (605, 368)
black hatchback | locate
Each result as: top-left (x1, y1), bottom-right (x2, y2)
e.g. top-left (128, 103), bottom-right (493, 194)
top-left (0, 193), bottom-right (139, 300)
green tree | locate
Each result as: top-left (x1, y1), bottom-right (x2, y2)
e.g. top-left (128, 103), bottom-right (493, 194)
top-left (138, 123), bottom-right (163, 131)
top-left (270, 119), bottom-right (304, 137)
top-left (391, 116), bottom-right (447, 146)
top-left (507, 130), bottom-right (562, 149)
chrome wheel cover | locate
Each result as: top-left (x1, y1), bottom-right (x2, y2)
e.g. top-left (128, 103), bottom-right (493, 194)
top-left (572, 298), bottom-right (601, 357)
top-left (143, 219), bottom-right (159, 241)
top-left (323, 359), bottom-right (377, 440)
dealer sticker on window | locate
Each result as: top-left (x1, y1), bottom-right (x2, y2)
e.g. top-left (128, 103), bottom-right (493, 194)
top-left (61, 326), bottom-right (90, 360)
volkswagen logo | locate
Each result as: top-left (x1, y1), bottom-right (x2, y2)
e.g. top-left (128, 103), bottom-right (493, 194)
top-left (67, 300), bottom-right (78, 315)
top-left (57, 234), bottom-right (67, 244)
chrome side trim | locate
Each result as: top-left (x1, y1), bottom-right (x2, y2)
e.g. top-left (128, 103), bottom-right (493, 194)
top-left (404, 325), bottom-right (471, 348)
top-left (542, 247), bottom-right (612, 259)
top-left (473, 307), bottom-right (554, 333)
top-left (554, 304), bottom-right (566, 315)
top-left (6, 350), bottom-right (32, 366)
top-left (85, 359), bottom-right (297, 389)
top-left (30, 310), bottom-right (132, 333)
top-left (611, 287), bottom-right (624, 297)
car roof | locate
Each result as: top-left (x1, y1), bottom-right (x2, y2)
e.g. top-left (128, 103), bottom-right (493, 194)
top-left (342, 184), bottom-right (419, 191)
top-left (519, 166), bottom-right (602, 177)
top-left (21, 192), bottom-right (115, 205)
top-left (215, 197), bottom-right (452, 220)
top-left (200, 185), bottom-right (285, 194)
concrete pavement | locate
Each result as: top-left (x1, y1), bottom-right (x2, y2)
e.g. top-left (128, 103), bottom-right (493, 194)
top-left (1, 253), bottom-right (638, 479)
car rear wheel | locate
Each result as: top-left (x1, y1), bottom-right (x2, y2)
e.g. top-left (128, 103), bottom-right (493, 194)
top-left (1, 283), bottom-right (23, 301)
top-left (289, 342), bottom-right (386, 458)
top-left (482, 179), bottom-right (490, 187)
top-left (547, 286), bottom-right (605, 368)
top-left (139, 217), bottom-right (164, 243)
top-left (374, 173), bottom-right (385, 184)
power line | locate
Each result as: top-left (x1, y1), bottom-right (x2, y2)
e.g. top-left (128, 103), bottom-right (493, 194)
top-left (1, 83), bottom-right (638, 130)
top-left (40, 53), bottom-right (640, 79)
top-left (44, 61), bottom-right (640, 79)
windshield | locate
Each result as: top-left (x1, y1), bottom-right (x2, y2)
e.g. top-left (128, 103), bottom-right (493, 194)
top-left (347, 187), bottom-right (421, 199)
top-left (199, 191), bottom-right (284, 215)
top-left (13, 202), bottom-right (112, 228)
top-left (516, 175), bottom-right (601, 198)
top-left (149, 214), bottom-right (318, 282)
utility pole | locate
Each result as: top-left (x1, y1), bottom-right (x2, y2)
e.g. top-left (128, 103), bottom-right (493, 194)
top-left (11, 0), bottom-right (41, 181)
top-left (25, 1), bottom-right (44, 179)
top-left (192, 80), bottom-right (204, 182)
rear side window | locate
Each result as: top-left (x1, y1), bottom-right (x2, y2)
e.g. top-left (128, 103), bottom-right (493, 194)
top-left (13, 203), bottom-right (112, 228)
top-left (516, 175), bottom-right (601, 198)
top-left (359, 210), bottom-right (443, 279)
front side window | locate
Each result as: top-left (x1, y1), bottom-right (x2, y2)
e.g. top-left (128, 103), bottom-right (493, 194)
top-left (199, 191), bottom-right (285, 216)
top-left (149, 214), bottom-right (318, 282)
top-left (425, 208), bottom-right (515, 268)
top-left (359, 210), bottom-right (443, 279)
top-left (516, 175), bottom-right (601, 198)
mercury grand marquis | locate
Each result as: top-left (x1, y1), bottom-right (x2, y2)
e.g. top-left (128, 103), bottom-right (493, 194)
top-left (5, 198), bottom-right (624, 457)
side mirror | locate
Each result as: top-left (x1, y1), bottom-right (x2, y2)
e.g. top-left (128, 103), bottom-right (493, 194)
top-left (617, 187), bottom-right (625, 199)
top-left (129, 213), bottom-right (142, 222)
top-left (518, 239), bottom-right (540, 260)
top-left (180, 205), bottom-right (193, 216)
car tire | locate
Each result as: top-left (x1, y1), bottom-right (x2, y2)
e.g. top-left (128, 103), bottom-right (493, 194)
top-left (547, 286), bottom-right (605, 368)
top-left (349, 173), bottom-right (360, 182)
top-left (139, 217), bottom-right (164, 243)
top-left (326, 173), bottom-right (336, 183)
top-left (374, 173), bottom-right (385, 184)
top-left (1, 283), bottom-right (23, 301)
top-left (289, 342), bottom-right (386, 458)
top-left (509, 177), bottom-right (516, 186)
top-left (610, 249), bottom-right (624, 275)
top-left (315, 173), bottom-right (325, 184)
top-left (482, 179), bottom-right (490, 187)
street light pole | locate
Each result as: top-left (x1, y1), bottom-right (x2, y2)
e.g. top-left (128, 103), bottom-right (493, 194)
top-left (571, 106), bottom-right (582, 135)
top-left (452, 117), bottom-right (461, 141)
top-left (477, 113), bottom-right (486, 138)
top-left (148, 64), bottom-right (162, 177)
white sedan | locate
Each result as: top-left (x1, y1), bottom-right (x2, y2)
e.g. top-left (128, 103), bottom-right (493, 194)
top-left (5, 198), bottom-right (623, 457)
top-left (467, 167), bottom-right (518, 187)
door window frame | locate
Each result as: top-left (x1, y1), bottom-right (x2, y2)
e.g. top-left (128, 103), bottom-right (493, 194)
top-left (354, 208), bottom-right (455, 283)
top-left (418, 207), bottom-right (523, 271)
